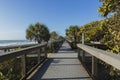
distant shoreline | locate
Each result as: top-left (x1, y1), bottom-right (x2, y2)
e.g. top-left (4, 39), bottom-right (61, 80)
top-left (0, 40), bottom-right (36, 46)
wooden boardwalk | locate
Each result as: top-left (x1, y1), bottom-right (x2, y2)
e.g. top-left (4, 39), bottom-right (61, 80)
top-left (31, 42), bottom-right (92, 80)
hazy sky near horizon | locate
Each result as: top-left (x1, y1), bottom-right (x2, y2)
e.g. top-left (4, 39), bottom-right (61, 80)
top-left (0, 0), bottom-right (103, 40)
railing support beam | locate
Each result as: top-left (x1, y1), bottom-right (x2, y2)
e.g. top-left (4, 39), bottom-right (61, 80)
top-left (38, 49), bottom-right (41, 63)
top-left (78, 48), bottom-right (80, 59)
top-left (44, 45), bottom-right (47, 59)
top-left (21, 54), bottom-right (27, 77)
top-left (92, 56), bottom-right (98, 78)
top-left (82, 50), bottom-right (85, 63)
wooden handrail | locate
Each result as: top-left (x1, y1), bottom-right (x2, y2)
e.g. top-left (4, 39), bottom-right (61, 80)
top-left (77, 44), bottom-right (120, 79)
top-left (0, 44), bottom-right (37, 53)
top-left (0, 44), bottom-right (37, 50)
top-left (77, 44), bottom-right (120, 70)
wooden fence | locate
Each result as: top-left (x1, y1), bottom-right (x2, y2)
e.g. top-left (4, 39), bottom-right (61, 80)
top-left (77, 44), bottom-right (120, 79)
top-left (0, 40), bottom-right (64, 80)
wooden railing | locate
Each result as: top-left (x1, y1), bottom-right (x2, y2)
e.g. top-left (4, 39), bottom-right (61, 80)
top-left (0, 42), bottom-right (47, 80)
top-left (66, 39), bottom-right (108, 50)
top-left (0, 44), bottom-right (37, 52)
top-left (77, 44), bottom-right (120, 79)
top-left (0, 40), bottom-right (64, 80)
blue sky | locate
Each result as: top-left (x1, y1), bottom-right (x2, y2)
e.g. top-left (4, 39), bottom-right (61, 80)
top-left (0, 0), bottom-right (103, 40)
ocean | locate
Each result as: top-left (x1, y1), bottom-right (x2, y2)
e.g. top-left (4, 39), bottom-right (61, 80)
top-left (0, 40), bottom-right (36, 46)
top-left (0, 40), bottom-right (37, 54)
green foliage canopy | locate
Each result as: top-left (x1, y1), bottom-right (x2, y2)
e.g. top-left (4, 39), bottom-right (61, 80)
top-left (66, 25), bottom-right (79, 42)
top-left (101, 14), bottom-right (120, 53)
top-left (26, 23), bottom-right (50, 43)
top-left (78, 21), bottom-right (105, 43)
top-left (50, 31), bottom-right (64, 41)
top-left (98, 0), bottom-right (120, 16)
top-left (50, 31), bottom-right (58, 40)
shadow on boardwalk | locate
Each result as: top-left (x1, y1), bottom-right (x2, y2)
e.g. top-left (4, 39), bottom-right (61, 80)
top-left (31, 58), bottom-right (54, 79)
top-left (40, 77), bottom-right (91, 80)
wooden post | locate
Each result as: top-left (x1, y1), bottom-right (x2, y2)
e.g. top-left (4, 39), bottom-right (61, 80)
top-left (82, 33), bottom-right (85, 44)
top-left (92, 56), bottom-right (98, 78)
top-left (21, 54), bottom-right (26, 77)
top-left (78, 48), bottom-right (80, 59)
top-left (51, 42), bottom-right (52, 52)
top-left (51, 42), bottom-right (54, 52)
top-left (38, 48), bottom-right (41, 63)
top-left (44, 45), bottom-right (47, 59)
top-left (8, 49), bottom-right (10, 52)
top-left (82, 50), bottom-right (85, 63)
top-left (81, 33), bottom-right (85, 63)
top-left (4, 49), bottom-right (7, 52)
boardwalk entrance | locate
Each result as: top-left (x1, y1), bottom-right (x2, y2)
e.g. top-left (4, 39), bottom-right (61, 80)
top-left (31, 42), bottom-right (92, 80)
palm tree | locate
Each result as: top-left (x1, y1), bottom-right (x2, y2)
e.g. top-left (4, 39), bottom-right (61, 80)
top-left (26, 23), bottom-right (50, 43)
top-left (50, 31), bottom-right (58, 40)
top-left (65, 25), bottom-right (79, 49)
top-left (66, 25), bottom-right (79, 42)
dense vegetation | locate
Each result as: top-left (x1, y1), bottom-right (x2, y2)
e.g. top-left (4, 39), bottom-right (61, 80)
top-left (66, 1), bottom-right (120, 53)
top-left (98, 0), bottom-right (120, 17)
